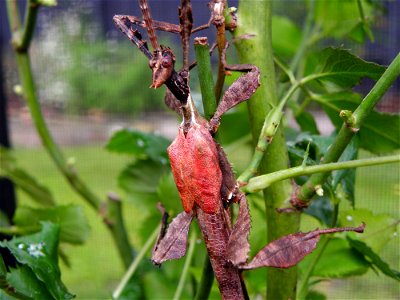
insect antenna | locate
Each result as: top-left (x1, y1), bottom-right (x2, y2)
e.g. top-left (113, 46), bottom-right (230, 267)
top-left (113, 15), bottom-right (153, 59)
top-left (138, 0), bottom-right (160, 51)
top-left (178, 0), bottom-right (193, 70)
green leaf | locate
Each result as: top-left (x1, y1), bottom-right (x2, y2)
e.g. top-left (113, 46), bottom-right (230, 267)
top-left (306, 290), bottom-right (327, 300)
top-left (7, 265), bottom-right (53, 300)
top-left (290, 132), bottom-right (335, 162)
top-left (299, 237), bottom-right (369, 278)
top-left (218, 107), bottom-right (251, 145)
top-left (0, 256), bottom-right (6, 279)
top-left (347, 237), bottom-right (400, 281)
top-left (13, 205), bottom-right (90, 245)
top-left (314, 0), bottom-right (374, 42)
top-left (315, 92), bottom-right (400, 154)
top-left (304, 47), bottom-right (386, 89)
top-left (272, 15), bottom-right (302, 57)
top-left (0, 222), bottom-right (74, 299)
top-left (0, 289), bottom-right (17, 300)
top-left (118, 160), bottom-right (170, 211)
top-left (0, 255), bottom-right (7, 290)
top-left (0, 148), bottom-right (55, 207)
top-left (304, 196), bottom-right (334, 225)
top-left (339, 209), bottom-right (399, 253)
top-left (156, 173), bottom-right (183, 214)
top-left (348, 21), bottom-right (374, 43)
top-left (106, 129), bottom-right (170, 163)
top-left (295, 111), bottom-right (320, 135)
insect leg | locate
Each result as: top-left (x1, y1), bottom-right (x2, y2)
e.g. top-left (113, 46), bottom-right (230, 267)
top-left (113, 15), bottom-right (153, 59)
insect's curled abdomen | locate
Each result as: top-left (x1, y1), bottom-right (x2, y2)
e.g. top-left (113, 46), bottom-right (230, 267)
top-left (167, 124), bottom-right (222, 214)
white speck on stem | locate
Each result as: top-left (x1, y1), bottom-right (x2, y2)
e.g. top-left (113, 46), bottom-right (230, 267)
top-left (346, 215), bottom-right (353, 221)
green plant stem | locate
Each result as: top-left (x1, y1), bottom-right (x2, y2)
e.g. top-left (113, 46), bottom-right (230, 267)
top-left (112, 226), bottom-right (159, 299)
top-left (357, 0), bottom-right (374, 41)
top-left (244, 154), bottom-right (400, 193)
top-left (289, 0), bottom-right (316, 72)
top-left (173, 232), bottom-right (197, 300)
top-left (14, 53), bottom-right (102, 209)
top-left (233, 1), bottom-right (300, 299)
top-left (297, 52), bottom-right (400, 203)
top-left (106, 193), bottom-right (135, 269)
top-left (237, 108), bottom-right (283, 183)
top-left (6, 1), bottom-right (21, 43)
top-left (194, 38), bottom-right (217, 120)
top-left (6, 0), bottom-right (134, 269)
top-left (19, 0), bottom-right (39, 51)
top-left (194, 256), bottom-right (214, 300)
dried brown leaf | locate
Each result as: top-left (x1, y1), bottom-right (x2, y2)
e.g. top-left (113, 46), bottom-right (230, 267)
top-left (216, 143), bottom-right (238, 205)
top-left (226, 195), bottom-right (251, 266)
top-left (241, 223), bottom-right (365, 270)
top-left (210, 66), bottom-right (260, 131)
top-left (152, 211), bottom-right (193, 265)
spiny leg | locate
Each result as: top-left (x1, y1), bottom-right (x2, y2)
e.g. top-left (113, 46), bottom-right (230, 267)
top-left (113, 15), bottom-right (152, 59)
top-left (138, 0), bottom-right (159, 50)
top-left (121, 14), bottom-right (181, 34)
top-left (178, 0), bottom-right (193, 70)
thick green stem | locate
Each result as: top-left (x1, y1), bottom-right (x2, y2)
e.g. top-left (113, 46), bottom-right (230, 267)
top-left (173, 232), bottom-right (197, 300)
top-left (297, 52), bottom-right (400, 202)
top-left (194, 38), bottom-right (217, 120)
top-left (233, 1), bottom-right (299, 299)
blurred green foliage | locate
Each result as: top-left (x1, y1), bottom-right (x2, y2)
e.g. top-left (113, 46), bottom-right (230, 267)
top-left (65, 39), bottom-right (165, 115)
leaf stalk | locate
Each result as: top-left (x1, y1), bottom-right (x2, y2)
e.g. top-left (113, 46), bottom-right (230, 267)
top-left (244, 154), bottom-right (400, 193)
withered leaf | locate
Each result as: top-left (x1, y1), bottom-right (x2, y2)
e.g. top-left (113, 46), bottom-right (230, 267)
top-left (152, 211), bottom-right (193, 265)
top-left (216, 143), bottom-right (237, 205)
top-left (241, 223), bottom-right (365, 270)
top-left (226, 195), bottom-right (251, 266)
top-left (210, 66), bottom-right (260, 131)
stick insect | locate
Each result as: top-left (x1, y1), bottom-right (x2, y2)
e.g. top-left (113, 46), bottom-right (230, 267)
top-left (113, 1), bottom-right (365, 299)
